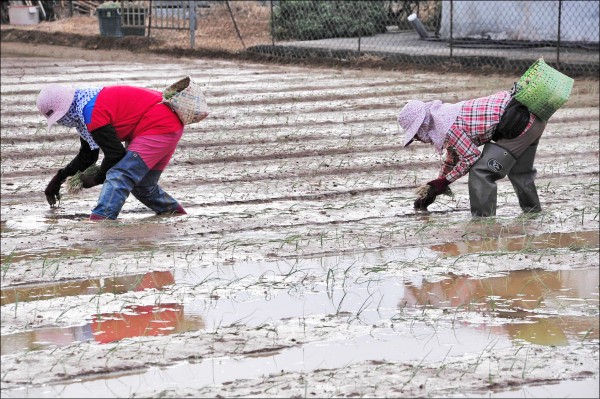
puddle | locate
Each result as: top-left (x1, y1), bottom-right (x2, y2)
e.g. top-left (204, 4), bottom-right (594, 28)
top-left (1, 251), bottom-right (597, 396)
top-left (7, 380), bottom-right (600, 399)
top-left (1, 271), bottom-right (175, 306)
top-left (2, 260), bottom-right (597, 356)
top-left (1, 245), bottom-right (101, 264)
top-left (1, 303), bottom-right (205, 355)
top-left (464, 378), bottom-right (600, 398)
top-left (401, 268), bottom-right (599, 346)
top-left (1, 240), bottom-right (165, 264)
top-left (431, 230), bottom-right (599, 256)
top-left (1, 271), bottom-right (183, 354)
top-left (2, 216), bottom-right (179, 263)
top-left (2, 326), bottom-right (598, 399)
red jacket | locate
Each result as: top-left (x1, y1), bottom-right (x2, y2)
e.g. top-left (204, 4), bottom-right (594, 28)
top-left (86, 86), bottom-right (183, 141)
top-left (58, 86), bottom-right (184, 184)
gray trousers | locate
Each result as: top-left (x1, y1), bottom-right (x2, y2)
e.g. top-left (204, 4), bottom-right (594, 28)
top-left (495, 117), bottom-right (547, 157)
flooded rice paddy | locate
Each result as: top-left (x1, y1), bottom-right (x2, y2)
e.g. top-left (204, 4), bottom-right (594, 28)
top-left (1, 43), bottom-right (599, 397)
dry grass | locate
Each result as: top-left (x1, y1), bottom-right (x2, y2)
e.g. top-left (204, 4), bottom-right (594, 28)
top-left (0, 15), bottom-right (98, 35)
top-left (1, 2), bottom-right (272, 53)
top-left (152, 2), bottom-right (271, 51)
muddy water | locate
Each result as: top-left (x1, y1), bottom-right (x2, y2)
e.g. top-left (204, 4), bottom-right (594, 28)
top-left (1, 304), bottom-right (205, 355)
top-left (1, 46), bottom-right (599, 398)
top-left (4, 350), bottom-right (598, 399)
top-left (2, 249), bottom-right (597, 360)
top-left (1, 257), bottom-right (598, 397)
top-left (0, 271), bottom-right (176, 306)
top-left (4, 374), bottom-right (599, 399)
top-left (431, 230), bottom-right (599, 255)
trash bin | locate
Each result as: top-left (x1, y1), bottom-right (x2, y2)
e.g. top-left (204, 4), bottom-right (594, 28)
top-left (97, 8), bottom-right (123, 37)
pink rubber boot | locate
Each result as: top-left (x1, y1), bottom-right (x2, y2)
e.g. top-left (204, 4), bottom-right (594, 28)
top-left (89, 213), bottom-right (108, 221)
top-left (173, 204), bottom-right (187, 215)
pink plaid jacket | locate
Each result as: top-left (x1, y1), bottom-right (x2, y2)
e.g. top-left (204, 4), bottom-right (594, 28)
top-left (440, 91), bottom-right (534, 182)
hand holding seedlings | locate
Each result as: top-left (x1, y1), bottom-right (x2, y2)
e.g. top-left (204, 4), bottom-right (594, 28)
top-left (414, 179), bottom-right (453, 211)
top-left (66, 164), bottom-right (101, 194)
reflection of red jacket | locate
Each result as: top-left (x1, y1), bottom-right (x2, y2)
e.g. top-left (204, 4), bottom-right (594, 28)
top-left (86, 86), bottom-right (183, 142)
top-left (102, 270), bottom-right (176, 294)
top-left (91, 304), bottom-right (183, 344)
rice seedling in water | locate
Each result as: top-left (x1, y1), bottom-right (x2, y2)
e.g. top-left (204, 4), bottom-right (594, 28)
top-left (66, 164), bottom-right (100, 195)
top-left (2, 251), bottom-right (15, 278)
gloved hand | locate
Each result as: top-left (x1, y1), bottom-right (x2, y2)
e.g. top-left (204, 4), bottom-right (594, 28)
top-left (80, 174), bottom-right (101, 189)
top-left (427, 177), bottom-right (450, 196)
top-left (413, 177), bottom-right (450, 211)
top-left (414, 195), bottom-right (436, 210)
top-left (44, 171), bottom-right (66, 207)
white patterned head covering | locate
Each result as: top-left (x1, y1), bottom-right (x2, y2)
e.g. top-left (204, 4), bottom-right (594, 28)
top-left (398, 99), bottom-right (464, 154)
top-left (36, 84), bottom-right (76, 132)
top-left (56, 88), bottom-right (102, 150)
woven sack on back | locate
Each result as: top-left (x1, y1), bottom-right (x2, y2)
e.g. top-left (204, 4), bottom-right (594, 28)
top-left (514, 58), bottom-right (574, 121)
top-left (162, 76), bottom-right (209, 125)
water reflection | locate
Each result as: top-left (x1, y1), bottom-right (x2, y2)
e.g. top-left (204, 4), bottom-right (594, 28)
top-left (401, 268), bottom-right (599, 346)
top-left (431, 230), bottom-right (599, 255)
top-left (1, 271), bottom-right (175, 306)
top-left (1, 270), bottom-right (205, 355)
top-left (1, 240), bottom-right (161, 264)
top-left (1, 303), bottom-right (205, 355)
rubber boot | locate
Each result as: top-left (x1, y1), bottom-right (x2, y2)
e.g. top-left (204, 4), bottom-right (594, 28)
top-left (507, 142), bottom-right (541, 213)
top-left (89, 213), bottom-right (108, 222)
top-left (468, 143), bottom-right (517, 217)
top-left (131, 170), bottom-right (186, 215)
top-left (91, 151), bottom-right (149, 220)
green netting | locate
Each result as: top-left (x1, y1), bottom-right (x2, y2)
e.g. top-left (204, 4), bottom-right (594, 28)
top-left (515, 58), bottom-right (574, 121)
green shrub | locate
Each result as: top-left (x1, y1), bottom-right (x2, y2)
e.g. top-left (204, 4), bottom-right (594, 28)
top-left (273, 0), bottom-right (388, 41)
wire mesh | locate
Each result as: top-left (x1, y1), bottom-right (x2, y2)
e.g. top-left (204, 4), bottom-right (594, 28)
top-left (135, 0), bottom-right (598, 75)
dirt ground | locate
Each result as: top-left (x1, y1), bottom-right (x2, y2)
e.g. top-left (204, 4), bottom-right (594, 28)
top-left (1, 37), bottom-right (599, 399)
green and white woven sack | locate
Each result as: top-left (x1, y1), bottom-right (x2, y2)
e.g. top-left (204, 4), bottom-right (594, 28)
top-left (162, 76), bottom-right (209, 125)
top-left (514, 58), bottom-right (574, 121)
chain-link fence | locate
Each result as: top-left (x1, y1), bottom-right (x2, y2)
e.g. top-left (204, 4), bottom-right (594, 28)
top-left (141, 0), bottom-right (598, 75)
top-left (3, 0), bottom-right (597, 75)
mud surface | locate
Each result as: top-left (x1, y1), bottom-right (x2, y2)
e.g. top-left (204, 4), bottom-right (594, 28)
top-left (1, 43), bottom-right (599, 398)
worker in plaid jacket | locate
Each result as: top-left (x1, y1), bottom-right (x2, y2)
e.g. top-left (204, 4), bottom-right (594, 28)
top-left (397, 89), bottom-right (546, 217)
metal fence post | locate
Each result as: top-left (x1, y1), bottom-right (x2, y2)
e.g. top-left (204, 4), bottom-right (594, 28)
top-left (449, 0), bottom-right (453, 59)
top-left (147, 0), bottom-right (152, 39)
top-left (557, 0), bottom-right (562, 68)
top-left (190, 0), bottom-right (196, 49)
top-left (358, 6), bottom-right (362, 54)
top-left (270, 0), bottom-right (274, 46)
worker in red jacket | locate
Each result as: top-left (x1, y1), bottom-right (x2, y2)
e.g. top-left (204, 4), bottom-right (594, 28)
top-left (37, 84), bottom-right (187, 221)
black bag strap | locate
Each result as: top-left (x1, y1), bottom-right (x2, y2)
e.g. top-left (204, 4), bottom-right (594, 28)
top-left (495, 97), bottom-right (530, 140)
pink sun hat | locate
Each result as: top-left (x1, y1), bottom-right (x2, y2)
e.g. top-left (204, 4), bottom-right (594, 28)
top-left (397, 100), bottom-right (427, 147)
top-left (36, 84), bottom-right (76, 132)
top-left (397, 99), bottom-right (464, 148)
